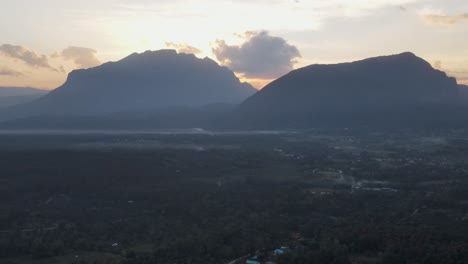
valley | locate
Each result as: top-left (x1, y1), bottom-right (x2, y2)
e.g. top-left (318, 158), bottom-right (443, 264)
top-left (1, 130), bottom-right (468, 263)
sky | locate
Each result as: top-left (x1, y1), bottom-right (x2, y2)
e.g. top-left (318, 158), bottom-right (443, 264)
top-left (0, 0), bottom-right (467, 90)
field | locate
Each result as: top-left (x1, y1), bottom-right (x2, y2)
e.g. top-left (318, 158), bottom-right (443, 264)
top-left (1, 129), bottom-right (468, 264)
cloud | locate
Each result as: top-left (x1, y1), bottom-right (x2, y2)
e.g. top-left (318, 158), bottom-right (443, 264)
top-left (58, 65), bottom-right (66, 74)
top-left (430, 61), bottom-right (468, 84)
top-left (58, 46), bottom-right (101, 69)
top-left (423, 13), bottom-right (468, 25)
top-left (0, 44), bottom-right (56, 71)
top-left (459, 78), bottom-right (468, 85)
top-left (433, 60), bottom-right (442, 70)
top-left (440, 67), bottom-right (468, 85)
top-left (114, 0), bottom-right (421, 32)
top-left (0, 66), bottom-right (22, 76)
top-left (448, 70), bottom-right (468, 83)
top-left (212, 31), bottom-right (301, 79)
top-left (233, 31), bottom-right (258, 39)
top-left (165, 42), bottom-right (202, 54)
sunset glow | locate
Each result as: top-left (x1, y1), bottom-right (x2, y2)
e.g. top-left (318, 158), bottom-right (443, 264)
top-left (0, 0), bottom-right (467, 89)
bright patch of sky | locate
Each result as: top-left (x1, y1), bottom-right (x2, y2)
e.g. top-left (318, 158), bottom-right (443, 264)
top-left (0, 0), bottom-right (467, 88)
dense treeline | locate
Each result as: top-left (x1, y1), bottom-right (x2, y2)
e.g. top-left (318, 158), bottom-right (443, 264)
top-left (1, 133), bottom-right (468, 263)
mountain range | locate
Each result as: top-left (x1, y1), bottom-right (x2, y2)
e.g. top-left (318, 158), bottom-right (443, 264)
top-left (0, 87), bottom-right (47, 97)
top-left (1, 51), bottom-right (467, 130)
top-left (459, 84), bottom-right (468, 100)
top-left (0, 50), bottom-right (255, 122)
top-left (230, 52), bottom-right (466, 128)
top-left (0, 87), bottom-right (47, 108)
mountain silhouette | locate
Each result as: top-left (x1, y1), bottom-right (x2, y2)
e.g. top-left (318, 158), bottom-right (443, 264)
top-left (1, 50), bottom-right (255, 121)
top-left (0, 87), bottom-right (47, 97)
top-left (459, 84), bottom-right (468, 93)
top-left (230, 52), bottom-right (466, 128)
top-left (0, 87), bottom-right (48, 108)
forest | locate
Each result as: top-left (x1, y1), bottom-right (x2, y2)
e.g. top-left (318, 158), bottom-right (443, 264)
top-left (1, 130), bottom-right (468, 264)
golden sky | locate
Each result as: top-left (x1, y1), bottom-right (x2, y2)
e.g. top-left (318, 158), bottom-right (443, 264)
top-left (0, 0), bottom-right (467, 89)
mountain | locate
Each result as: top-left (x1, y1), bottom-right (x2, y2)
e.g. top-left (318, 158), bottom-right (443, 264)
top-left (0, 94), bottom-right (46, 108)
top-left (0, 87), bottom-right (47, 97)
top-left (1, 50), bottom-right (256, 122)
top-left (459, 84), bottom-right (468, 96)
top-left (0, 87), bottom-right (48, 108)
top-left (230, 52), bottom-right (466, 129)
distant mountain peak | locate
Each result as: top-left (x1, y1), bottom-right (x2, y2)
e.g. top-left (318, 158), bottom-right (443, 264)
top-left (123, 49), bottom-right (179, 60)
top-left (0, 87), bottom-right (48, 97)
top-left (0, 87), bottom-right (48, 108)
top-left (395, 51), bottom-right (416, 57)
top-left (231, 52), bottom-right (464, 129)
top-left (297, 52), bottom-right (432, 75)
top-left (346, 52), bottom-right (428, 67)
top-left (362, 52), bottom-right (428, 65)
top-left (2, 49), bottom-right (257, 120)
top-left (116, 49), bottom-right (192, 66)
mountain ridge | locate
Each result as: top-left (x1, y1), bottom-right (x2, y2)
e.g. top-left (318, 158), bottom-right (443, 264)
top-left (0, 87), bottom-right (48, 108)
top-left (0, 50), bottom-right (256, 121)
top-left (230, 52), bottom-right (465, 129)
top-left (0, 87), bottom-right (48, 97)
top-left (2, 51), bottom-right (468, 130)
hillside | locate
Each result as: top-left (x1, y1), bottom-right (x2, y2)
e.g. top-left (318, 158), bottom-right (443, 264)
top-left (231, 52), bottom-right (465, 128)
top-left (0, 87), bottom-right (47, 97)
top-left (1, 50), bottom-right (256, 122)
top-left (0, 87), bottom-right (47, 108)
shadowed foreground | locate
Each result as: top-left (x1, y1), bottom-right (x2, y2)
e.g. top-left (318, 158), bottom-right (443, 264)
top-left (1, 130), bottom-right (468, 263)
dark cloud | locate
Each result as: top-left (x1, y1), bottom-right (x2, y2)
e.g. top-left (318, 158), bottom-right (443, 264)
top-left (58, 65), bottom-right (66, 74)
top-left (0, 66), bottom-right (22, 76)
top-left (0, 44), bottom-right (56, 71)
top-left (165, 42), bottom-right (202, 54)
top-left (423, 13), bottom-right (468, 25)
top-left (59, 46), bottom-right (101, 69)
top-left (212, 31), bottom-right (301, 79)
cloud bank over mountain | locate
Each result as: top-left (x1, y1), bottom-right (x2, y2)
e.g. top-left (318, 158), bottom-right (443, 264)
top-left (229, 52), bottom-right (465, 129)
top-left (0, 66), bottom-right (22, 76)
top-left (55, 46), bottom-right (102, 69)
top-left (165, 42), bottom-right (201, 54)
top-left (0, 49), bottom-right (256, 122)
top-left (213, 31), bottom-right (301, 79)
top-left (0, 44), bottom-right (56, 71)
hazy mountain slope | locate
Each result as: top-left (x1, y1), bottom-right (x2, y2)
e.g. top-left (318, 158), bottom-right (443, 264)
top-left (0, 87), bottom-right (47, 108)
top-left (231, 52), bottom-right (464, 128)
top-left (0, 94), bottom-right (46, 108)
top-left (0, 87), bottom-right (47, 97)
top-left (459, 84), bottom-right (468, 101)
top-left (1, 50), bottom-right (256, 121)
